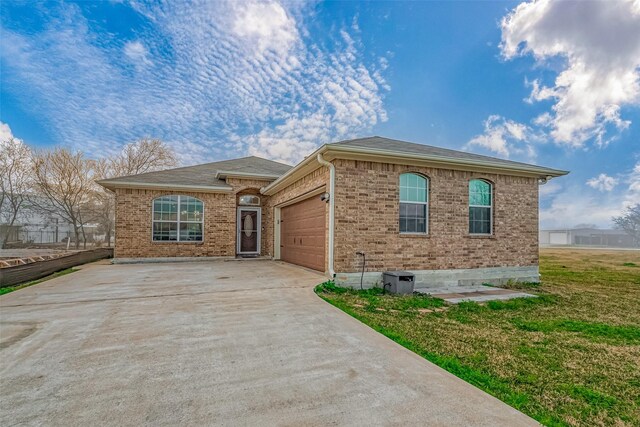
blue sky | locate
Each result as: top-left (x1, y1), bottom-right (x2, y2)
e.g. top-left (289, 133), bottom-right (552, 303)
top-left (1, 0), bottom-right (639, 228)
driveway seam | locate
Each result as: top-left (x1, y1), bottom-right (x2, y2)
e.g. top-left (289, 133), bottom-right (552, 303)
top-left (0, 284), bottom-right (318, 308)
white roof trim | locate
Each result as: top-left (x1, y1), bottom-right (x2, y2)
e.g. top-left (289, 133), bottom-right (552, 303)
top-left (261, 144), bottom-right (568, 195)
top-left (97, 180), bottom-right (233, 193)
top-left (327, 144), bottom-right (569, 177)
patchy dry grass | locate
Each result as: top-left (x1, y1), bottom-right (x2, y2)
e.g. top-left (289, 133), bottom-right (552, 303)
top-left (316, 249), bottom-right (640, 427)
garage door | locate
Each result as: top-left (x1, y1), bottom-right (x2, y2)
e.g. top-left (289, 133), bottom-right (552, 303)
top-left (280, 196), bottom-right (326, 271)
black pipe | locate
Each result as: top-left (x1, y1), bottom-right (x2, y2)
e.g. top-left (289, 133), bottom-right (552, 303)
top-left (356, 251), bottom-right (366, 290)
top-left (383, 283), bottom-right (391, 295)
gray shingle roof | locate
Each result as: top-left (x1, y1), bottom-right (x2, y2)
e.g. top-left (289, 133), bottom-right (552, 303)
top-left (328, 136), bottom-right (566, 174)
top-left (100, 156), bottom-right (292, 189)
top-left (100, 136), bottom-right (568, 192)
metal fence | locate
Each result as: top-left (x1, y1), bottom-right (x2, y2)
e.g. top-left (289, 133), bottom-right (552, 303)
top-left (2, 226), bottom-right (104, 246)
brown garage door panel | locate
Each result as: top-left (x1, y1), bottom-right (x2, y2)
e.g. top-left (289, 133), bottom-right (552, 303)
top-left (281, 196), bottom-right (326, 271)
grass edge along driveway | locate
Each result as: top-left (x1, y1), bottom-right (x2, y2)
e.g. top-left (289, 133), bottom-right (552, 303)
top-left (0, 268), bottom-right (78, 296)
top-left (316, 249), bottom-right (640, 427)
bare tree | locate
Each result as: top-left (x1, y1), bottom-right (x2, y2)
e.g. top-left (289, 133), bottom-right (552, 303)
top-left (89, 159), bottom-right (116, 247)
top-left (87, 138), bottom-right (177, 246)
top-left (612, 204), bottom-right (640, 246)
top-left (32, 148), bottom-right (95, 249)
top-left (0, 138), bottom-right (33, 247)
top-left (110, 138), bottom-right (177, 176)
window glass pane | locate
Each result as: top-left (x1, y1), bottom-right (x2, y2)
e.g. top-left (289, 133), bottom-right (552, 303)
top-left (400, 202), bottom-right (427, 233)
top-left (153, 222), bottom-right (178, 241)
top-left (239, 195), bottom-right (260, 206)
top-left (400, 187), bottom-right (408, 202)
top-left (400, 173), bottom-right (428, 203)
top-left (411, 187), bottom-right (419, 203)
top-left (179, 223), bottom-right (203, 241)
top-left (469, 180), bottom-right (491, 207)
top-left (180, 197), bottom-right (203, 222)
top-left (153, 196), bottom-right (178, 221)
top-left (469, 207), bottom-right (491, 234)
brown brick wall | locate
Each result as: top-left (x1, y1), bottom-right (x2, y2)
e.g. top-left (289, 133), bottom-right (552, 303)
top-left (114, 178), bottom-right (273, 258)
top-left (332, 159), bottom-right (539, 273)
top-left (114, 159), bottom-right (538, 273)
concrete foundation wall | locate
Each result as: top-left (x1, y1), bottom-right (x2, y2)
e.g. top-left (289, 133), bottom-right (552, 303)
top-left (334, 265), bottom-right (540, 289)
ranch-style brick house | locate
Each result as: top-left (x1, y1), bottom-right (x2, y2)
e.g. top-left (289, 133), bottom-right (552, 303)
top-left (98, 136), bottom-right (568, 287)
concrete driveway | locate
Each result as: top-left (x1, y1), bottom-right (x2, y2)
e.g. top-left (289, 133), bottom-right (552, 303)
top-left (0, 260), bottom-right (537, 426)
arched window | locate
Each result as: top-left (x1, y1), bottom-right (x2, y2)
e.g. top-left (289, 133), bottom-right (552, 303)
top-left (399, 173), bottom-right (428, 233)
top-left (152, 195), bottom-right (204, 241)
top-left (469, 180), bottom-right (492, 234)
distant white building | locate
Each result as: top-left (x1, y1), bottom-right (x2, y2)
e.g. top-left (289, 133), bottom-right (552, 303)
top-left (540, 228), bottom-right (637, 248)
top-left (1, 197), bottom-right (98, 246)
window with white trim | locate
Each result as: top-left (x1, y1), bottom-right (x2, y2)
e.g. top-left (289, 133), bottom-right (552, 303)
top-left (469, 179), bottom-right (492, 234)
top-left (239, 195), bottom-right (260, 206)
top-left (399, 173), bottom-right (428, 233)
top-left (152, 195), bottom-right (203, 241)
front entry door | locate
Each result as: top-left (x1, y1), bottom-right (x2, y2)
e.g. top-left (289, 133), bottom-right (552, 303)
top-left (237, 208), bottom-right (261, 254)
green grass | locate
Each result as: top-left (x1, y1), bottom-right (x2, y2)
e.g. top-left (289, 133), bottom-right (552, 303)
top-left (513, 319), bottom-right (640, 344)
top-left (317, 249), bottom-right (640, 426)
top-left (0, 268), bottom-right (78, 296)
top-left (316, 281), bottom-right (445, 313)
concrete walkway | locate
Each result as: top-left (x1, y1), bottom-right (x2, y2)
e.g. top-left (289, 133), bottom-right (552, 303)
top-left (0, 260), bottom-right (537, 426)
top-left (417, 285), bottom-right (536, 304)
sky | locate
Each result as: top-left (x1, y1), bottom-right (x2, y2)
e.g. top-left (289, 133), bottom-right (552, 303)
top-left (1, 0), bottom-right (639, 229)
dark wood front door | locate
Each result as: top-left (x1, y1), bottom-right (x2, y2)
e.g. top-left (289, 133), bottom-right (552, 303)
top-left (238, 208), bottom-right (260, 254)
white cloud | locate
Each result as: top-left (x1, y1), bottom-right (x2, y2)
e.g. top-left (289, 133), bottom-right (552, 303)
top-left (123, 41), bottom-right (153, 69)
top-left (541, 161), bottom-right (640, 228)
top-left (0, 122), bottom-right (24, 146)
top-left (540, 190), bottom-right (623, 229)
top-left (501, 0), bottom-right (640, 147)
top-left (232, 1), bottom-right (298, 59)
top-left (586, 174), bottom-right (619, 192)
top-left (0, 1), bottom-right (388, 165)
top-left (1, 122), bottom-right (15, 143)
top-left (539, 180), bottom-right (561, 198)
top-left (465, 115), bottom-right (537, 159)
top-left (624, 162), bottom-right (640, 207)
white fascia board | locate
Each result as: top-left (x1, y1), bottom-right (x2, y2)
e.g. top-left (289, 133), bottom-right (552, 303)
top-left (261, 143), bottom-right (569, 195)
top-left (326, 145), bottom-right (569, 177)
top-left (97, 180), bottom-right (233, 193)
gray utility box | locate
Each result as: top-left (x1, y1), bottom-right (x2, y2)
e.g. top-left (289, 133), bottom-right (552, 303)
top-left (382, 271), bottom-right (415, 295)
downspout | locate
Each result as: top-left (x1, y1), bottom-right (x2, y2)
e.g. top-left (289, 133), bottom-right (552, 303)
top-left (316, 153), bottom-right (336, 278)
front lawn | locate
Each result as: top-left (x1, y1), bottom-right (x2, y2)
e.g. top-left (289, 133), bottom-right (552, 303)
top-left (316, 249), bottom-right (640, 427)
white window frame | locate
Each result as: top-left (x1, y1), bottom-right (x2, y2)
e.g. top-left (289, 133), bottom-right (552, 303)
top-left (152, 195), bottom-right (204, 242)
top-left (399, 173), bottom-right (429, 234)
top-left (469, 180), bottom-right (493, 235)
top-left (238, 195), bottom-right (261, 206)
